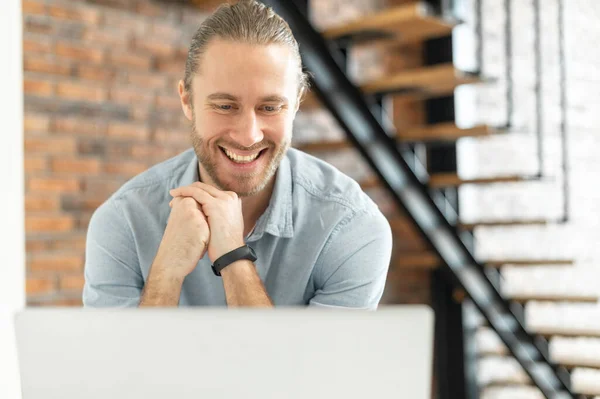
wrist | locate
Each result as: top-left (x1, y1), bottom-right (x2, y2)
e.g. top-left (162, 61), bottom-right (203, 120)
top-left (219, 259), bottom-right (256, 277)
top-left (149, 260), bottom-right (187, 285)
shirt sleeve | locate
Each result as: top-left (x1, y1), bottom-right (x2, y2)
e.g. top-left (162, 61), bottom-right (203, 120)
top-left (83, 198), bottom-right (144, 307)
top-left (309, 208), bottom-right (393, 310)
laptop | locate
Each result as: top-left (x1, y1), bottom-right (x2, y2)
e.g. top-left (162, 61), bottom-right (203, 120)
top-left (15, 306), bottom-right (433, 399)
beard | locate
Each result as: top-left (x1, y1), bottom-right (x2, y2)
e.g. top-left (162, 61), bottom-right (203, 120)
top-left (189, 115), bottom-right (290, 198)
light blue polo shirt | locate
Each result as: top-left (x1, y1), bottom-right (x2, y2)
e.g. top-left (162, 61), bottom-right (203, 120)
top-left (83, 147), bottom-right (392, 309)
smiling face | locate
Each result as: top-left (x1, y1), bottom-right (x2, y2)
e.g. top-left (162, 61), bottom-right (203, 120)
top-left (178, 38), bottom-right (302, 197)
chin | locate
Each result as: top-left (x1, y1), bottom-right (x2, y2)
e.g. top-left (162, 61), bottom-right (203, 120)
top-left (219, 176), bottom-right (270, 198)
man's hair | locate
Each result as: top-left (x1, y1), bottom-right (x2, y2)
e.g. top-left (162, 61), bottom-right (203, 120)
top-left (183, 0), bottom-right (309, 102)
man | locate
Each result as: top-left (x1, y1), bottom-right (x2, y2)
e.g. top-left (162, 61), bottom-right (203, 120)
top-left (83, 0), bottom-right (392, 308)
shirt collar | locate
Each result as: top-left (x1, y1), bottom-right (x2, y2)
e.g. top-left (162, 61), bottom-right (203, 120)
top-left (175, 149), bottom-right (294, 241)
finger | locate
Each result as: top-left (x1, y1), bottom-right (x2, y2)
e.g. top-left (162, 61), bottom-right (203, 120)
top-left (169, 186), bottom-right (214, 206)
top-left (170, 184), bottom-right (216, 199)
top-left (191, 181), bottom-right (229, 198)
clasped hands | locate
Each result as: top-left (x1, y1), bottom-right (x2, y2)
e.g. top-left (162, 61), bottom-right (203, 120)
top-left (152, 181), bottom-right (246, 280)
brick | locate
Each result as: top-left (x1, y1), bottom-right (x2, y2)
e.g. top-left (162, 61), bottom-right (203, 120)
top-left (136, 2), bottom-right (168, 18)
top-left (23, 54), bottom-right (72, 76)
top-left (155, 58), bottom-right (184, 74)
top-left (51, 234), bottom-right (87, 251)
top-left (55, 41), bottom-right (104, 63)
top-left (60, 274), bottom-right (86, 291)
top-left (134, 36), bottom-right (175, 58)
top-left (25, 136), bottom-right (77, 154)
top-left (107, 122), bottom-right (150, 140)
top-left (56, 81), bottom-right (107, 102)
top-left (25, 196), bottom-right (60, 212)
top-left (24, 78), bottom-right (54, 97)
top-left (29, 177), bottom-right (80, 193)
top-left (22, 0), bottom-right (46, 15)
top-left (154, 127), bottom-right (189, 145)
top-left (104, 161), bottom-right (148, 176)
top-left (77, 212), bottom-right (94, 230)
top-left (82, 178), bottom-right (124, 196)
top-left (78, 140), bottom-right (106, 156)
top-left (47, 4), bottom-right (101, 24)
top-left (106, 142), bottom-right (132, 157)
top-left (156, 93), bottom-right (182, 110)
top-left (53, 116), bottom-right (106, 136)
top-left (131, 144), bottom-right (173, 159)
top-left (61, 196), bottom-right (104, 212)
top-left (51, 158), bottom-right (101, 175)
top-left (23, 37), bottom-right (53, 54)
top-left (24, 156), bottom-right (48, 173)
top-left (150, 21), bottom-right (180, 41)
top-left (24, 16), bottom-right (54, 35)
top-left (29, 254), bottom-right (83, 272)
top-left (83, 28), bottom-right (130, 48)
top-left (29, 297), bottom-right (83, 307)
top-left (26, 276), bottom-right (56, 295)
top-left (77, 65), bottom-right (116, 82)
top-left (24, 113), bottom-right (50, 132)
top-left (108, 51), bottom-right (153, 70)
top-left (131, 106), bottom-right (150, 122)
top-left (126, 72), bottom-right (169, 90)
top-left (109, 87), bottom-right (155, 105)
top-left (26, 239), bottom-right (48, 253)
top-left (26, 215), bottom-right (75, 233)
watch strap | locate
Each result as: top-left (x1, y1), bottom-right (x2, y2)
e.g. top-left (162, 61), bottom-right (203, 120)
top-left (211, 245), bottom-right (257, 276)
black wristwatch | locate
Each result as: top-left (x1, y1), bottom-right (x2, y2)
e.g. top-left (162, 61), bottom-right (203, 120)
top-left (211, 245), bottom-right (257, 276)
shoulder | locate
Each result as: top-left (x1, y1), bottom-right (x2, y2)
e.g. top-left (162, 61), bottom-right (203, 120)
top-left (111, 148), bottom-right (196, 201)
top-left (287, 147), bottom-right (380, 216)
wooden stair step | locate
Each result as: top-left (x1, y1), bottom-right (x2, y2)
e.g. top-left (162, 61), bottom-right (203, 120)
top-left (525, 302), bottom-right (600, 338)
top-left (295, 140), bottom-right (352, 152)
top-left (551, 336), bottom-right (600, 370)
top-left (394, 251), bottom-right (440, 269)
top-left (484, 259), bottom-right (574, 268)
top-left (459, 219), bottom-right (549, 230)
top-left (476, 327), bottom-right (509, 356)
top-left (477, 355), bottom-right (531, 386)
top-left (322, 2), bottom-right (456, 45)
top-left (295, 124), bottom-right (498, 152)
top-left (429, 173), bottom-right (532, 188)
top-left (359, 176), bottom-right (381, 190)
top-left (502, 266), bottom-right (598, 303)
top-left (509, 294), bottom-right (598, 303)
top-left (572, 368), bottom-right (600, 396)
top-left (479, 385), bottom-right (545, 399)
top-left (397, 122), bottom-right (497, 142)
top-left (361, 63), bottom-right (482, 96)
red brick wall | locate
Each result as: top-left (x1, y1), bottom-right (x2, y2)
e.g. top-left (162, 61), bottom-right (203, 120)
top-left (23, 0), bottom-right (208, 305)
top-left (23, 0), bottom-right (432, 307)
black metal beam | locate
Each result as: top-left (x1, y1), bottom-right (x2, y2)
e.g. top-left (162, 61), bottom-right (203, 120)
top-left (432, 269), bottom-right (467, 399)
top-left (260, 1), bottom-right (576, 397)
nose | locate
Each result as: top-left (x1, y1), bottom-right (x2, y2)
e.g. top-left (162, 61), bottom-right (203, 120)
top-left (232, 110), bottom-right (264, 148)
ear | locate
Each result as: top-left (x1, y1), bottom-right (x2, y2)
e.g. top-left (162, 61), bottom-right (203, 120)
top-left (178, 80), bottom-right (193, 121)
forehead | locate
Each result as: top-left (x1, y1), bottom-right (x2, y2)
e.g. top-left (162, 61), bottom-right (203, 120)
top-left (194, 39), bottom-right (299, 98)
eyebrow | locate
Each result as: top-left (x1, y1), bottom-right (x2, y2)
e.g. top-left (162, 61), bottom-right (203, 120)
top-left (206, 93), bottom-right (289, 103)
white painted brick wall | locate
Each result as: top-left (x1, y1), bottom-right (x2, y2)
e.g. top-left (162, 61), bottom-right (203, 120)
top-left (300, 0), bottom-right (600, 395)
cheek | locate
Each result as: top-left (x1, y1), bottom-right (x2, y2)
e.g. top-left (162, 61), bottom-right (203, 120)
top-left (264, 116), bottom-right (291, 141)
top-left (196, 113), bottom-right (231, 138)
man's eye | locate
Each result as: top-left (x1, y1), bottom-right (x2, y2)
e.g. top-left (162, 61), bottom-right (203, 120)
top-left (263, 105), bottom-right (281, 112)
top-left (217, 105), bottom-right (233, 110)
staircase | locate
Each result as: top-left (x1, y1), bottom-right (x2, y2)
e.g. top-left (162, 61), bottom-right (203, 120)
top-left (261, 0), bottom-right (587, 398)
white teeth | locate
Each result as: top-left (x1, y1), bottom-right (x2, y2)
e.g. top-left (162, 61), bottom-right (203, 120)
top-left (223, 148), bottom-right (260, 163)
